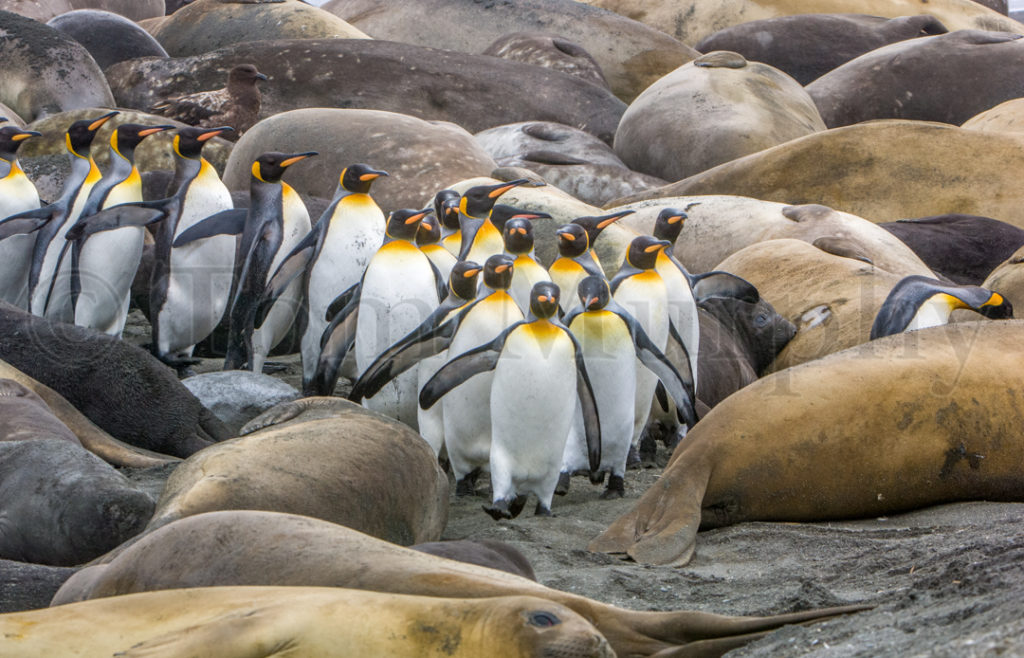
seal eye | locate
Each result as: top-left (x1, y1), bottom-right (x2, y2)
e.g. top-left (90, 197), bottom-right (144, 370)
top-left (527, 611), bottom-right (562, 628)
top-left (754, 313), bottom-right (769, 328)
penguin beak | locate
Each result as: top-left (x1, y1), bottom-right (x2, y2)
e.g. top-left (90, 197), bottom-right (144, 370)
top-left (512, 212), bottom-right (551, 221)
top-left (138, 125), bottom-right (175, 137)
top-left (557, 229), bottom-right (575, 241)
top-left (494, 264), bottom-right (510, 274)
top-left (405, 209), bottom-right (430, 225)
top-left (487, 178), bottom-right (530, 199)
top-left (667, 214), bottom-right (685, 225)
top-left (584, 295), bottom-right (598, 309)
top-left (464, 267), bottom-right (481, 278)
top-left (359, 169), bottom-right (388, 181)
top-left (198, 126), bottom-right (233, 141)
top-left (281, 152), bottom-right (318, 167)
top-left (644, 240), bottom-right (672, 254)
top-left (11, 130), bottom-right (41, 142)
top-left (537, 294), bottom-right (551, 304)
top-left (596, 209), bottom-right (635, 229)
top-left (88, 111), bottom-right (120, 132)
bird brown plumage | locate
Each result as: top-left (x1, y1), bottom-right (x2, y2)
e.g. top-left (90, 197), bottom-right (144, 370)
top-left (150, 64), bottom-right (267, 140)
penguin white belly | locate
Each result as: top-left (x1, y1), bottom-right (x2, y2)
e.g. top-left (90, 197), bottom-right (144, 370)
top-left (422, 244), bottom-right (456, 283)
top-left (157, 168), bottom-right (233, 356)
top-left (656, 255), bottom-right (699, 391)
top-left (355, 241), bottom-right (439, 428)
top-left (509, 256), bottom-right (552, 315)
top-left (416, 350), bottom-right (449, 456)
top-left (548, 258), bottom-right (588, 314)
top-left (490, 322), bottom-right (577, 510)
top-left (251, 188), bottom-right (311, 372)
top-left (75, 176), bottom-right (145, 336)
top-left (35, 176), bottom-right (99, 322)
top-left (562, 311), bottom-right (636, 477)
top-left (904, 296), bottom-right (955, 333)
top-left (614, 272), bottom-right (668, 446)
top-left (442, 292), bottom-right (523, 481)
top-left (0, 170), bottom-right (40, 309)
top-left (464, 220), bottom-right (504, 264)
top-left (302, 199), bottom-right (384, 384)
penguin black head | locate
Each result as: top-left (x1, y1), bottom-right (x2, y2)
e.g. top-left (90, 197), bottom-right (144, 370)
top-left (556, 223), bottom-right (589, 258)
top-left (652, 207), bottom-right (688, 244)
top-left (572, 209), bottom-right (634, 245)
top-left (386, 207), bottom-right (431, 242)
top-left (174, 126), bottom-right (233, 159)
top-left (65, 111), bottom-right (119, 158)
top-left (227, 63), bottom-right (269, 87)
top-left (0, 125), bottom-right (41, 161)
top-left (529, 281), bottom-right (561, 319)
top-left (459, 179), bottom-right (530, 218)
top-left (433, 189), bottom-right (461, 230)
top-left (625, 236), bottom-right (671, 271)
top-left (111, 123), bottom-right (174, 160)
top-left (577, 275), bottom-right (610, 312)
top-left (448, 260), bottom-right (483, 301)
top-left (490, 204), bottom-right (551, 234)
top-left (502, 217), bottom-right (534, 256)
top-left (340, 163), bottom-right (388, 194)
top-left (870, 275), bottom-right (1013, 340)
top-left (416, 212), bottom-right (442, 247)
top-left (251, 151), bottom-right (318, 183)
top-left (483, 253), bottom-right (515, 291)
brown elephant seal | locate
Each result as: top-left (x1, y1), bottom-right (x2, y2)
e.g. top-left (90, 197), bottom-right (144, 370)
top-left (962, 97), bottom-right (1024, 134)
top-left (808, 30), bottom-right (1024, 128)
top-left (412, 539), bottom-right (538, 581)
top-left (323, 0), bottom-right (696, 102)
top-left (611, 121), bottom-right (1024, 228)
top-left (148, 398), bottom-right (449, 545)
top-left (590, 321), bottom-right (1024, 566)
top-left (695, 14), bottom-right (948, 85)
top-left (483, 33), bottom-right (610, 90)
top-left (973, 245), bottom-right (1024, 314)
top-left (151, 0), bottom-right (368, 57)
top-left (65, 0), bottom-right (165, 21)
top-left (47, 9), bottom-right (169, 70)
top-left (0, 439), bottom-right (154, 566)
top-left (614, 51), bottom-right (825, 182)
top-left (0, 379), bottom-right (80, 445)
top-left (29, 585), bottom-right (617, 657)
top-left (53, 510), bottom-right (868, 656)
top-left (0, 302), bottom-right (230, 458)
top-left (0, 10), bottom-right (114, 123)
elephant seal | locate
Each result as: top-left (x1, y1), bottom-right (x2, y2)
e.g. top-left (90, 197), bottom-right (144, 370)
top-left (222, 108), bottom-right (495, 214)
top-left (0, 379), bottom-right (80, 445)
top-left (28, 585), bottom-right (619, 657)
top-left (483, 33), bottom-right (610, 90)
top-left (613, 196), bottom-right (934, 276)
top-left (0, 559), bottom-right (76, 614)
top-left (974, 246), bottom-right (1024, 314)
top-left (151, 0), bottom-right (369, 56)
top-left (611, 121), bottom-right (1024, 228)
top-left (148, 398), bottom-right (449, 545)
top-left (106, 39), bottom-right (626, 145)
top-left (614, 51), bottom-right (825, 182)
top-left (52, 510), bottom-right (867, 656)
top-left (412, 539), bottom-right (538, 581)
top-left (962, 97), bottom-right (1024, 134)
top-left (695, 14), bottom-right (948, 85)
top-left (0, 439), bottom-right (153, 566)
top-left (880, 214), bottom-right (1024, 285)
top-left (47, 9), bottom-right (169, 70)
top-left (808, 30), bottom-right (1024, 128)
top-left (590, 320), bottom-right (1024, 566)
top-left (0, 0), bottom-right (73, 21)
top-left (0, 302), bottom-right (230, 458)
top-left (65, 0), bottom-right (164, 22)
top-left (0, 10), bottom-right (115, 123)
top-left (580, 0), bottom-right (1024, 45)
top-left (322, 0), bottom-right (696, 102)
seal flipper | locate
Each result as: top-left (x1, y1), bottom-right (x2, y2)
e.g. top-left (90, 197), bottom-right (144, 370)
top-left (171, 208), bottom-right (248, 248)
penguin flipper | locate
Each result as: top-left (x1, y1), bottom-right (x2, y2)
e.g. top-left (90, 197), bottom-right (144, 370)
top-left (569, 330), bottom-right (602, 474)
top-left (650, 320), bottom-right (698, 429)
top-left (309, 286), bottom-right (361, 396)
top-left (691, 271), bottom-right (759, 304)
top-left (419, 327), bottom-right (515, 410)
top-left (65, 206), bottom-right (165, 241)
top-left (325, 283), bottom-right (362, 322)
top-left (172, 208), bottom-right (248, 248)
top-left (254, 240), bottom-right (317, 328)
top-left (0, 206), bottom-right (55, 241)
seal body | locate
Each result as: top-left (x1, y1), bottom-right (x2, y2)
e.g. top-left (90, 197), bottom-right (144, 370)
top-left (0, 379), bottom-right (79, 445)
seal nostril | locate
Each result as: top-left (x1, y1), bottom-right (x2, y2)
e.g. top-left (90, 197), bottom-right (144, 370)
top-left (527, 611), bottom-right (562, 627)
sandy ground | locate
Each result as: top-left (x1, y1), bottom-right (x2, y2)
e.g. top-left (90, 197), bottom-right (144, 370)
top-left (3, 310), bottom-right (1023, 656)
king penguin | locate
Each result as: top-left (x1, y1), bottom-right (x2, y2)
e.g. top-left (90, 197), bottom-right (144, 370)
top-left (558, 275), bottom-right (696, 499)
top-left (434, 189), bottom-right (462, 257)
top-left (871, 275), bottom-right (1011, 339)
top-left (548, 223), bottom-right (601, 314)
top-left (421, 280), bottom-right (601, 519)
top-left (0, 123), bottom-right (42, 309)
top-left (651, 207), bottom-right (700, 395)
top-left (502, 216), bottom-right (552, 315)
top-left (417, 211), bottom-right (457, 282)
top-left (0, 111), bottom-right (118, 322)
top-left (457, 179), bottom-right (530, 263)
top-left (70, 123), bottom-right (173, 336)
top-left (258, 163), bottom-right (387, 390)
top-left (569, 210), bottom-right (634, 274)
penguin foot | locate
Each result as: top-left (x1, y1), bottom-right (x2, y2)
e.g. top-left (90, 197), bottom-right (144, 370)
top-left (638, 429), bottom-right (659, 463)
top-left (508, 494), bottom-right (529, 519)
top-left (261, 361), bottom-right (289, 374)
top-left (626, 444), bottom-right (642, 470)
top-left (599, 475), bottom-right (625, 500)
top-left (455, 469), bottom-right (481, 497)
top-left (589, 470), bottom-right (606, 485)
top-left (482, 500), bottom-right (512, 520)
top-left (534, 502), bottom-right (554, 517)
top-left (554, 472), bottom-right (571, 496)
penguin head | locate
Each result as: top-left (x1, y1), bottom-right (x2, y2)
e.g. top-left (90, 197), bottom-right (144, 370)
top-left (340, 163), bottom-right (388, 194)
top-left (490, 204), bottom-right (551, 234)
top-left (459, 179), bottom-right (530, 218)
top-left (652, 207), bottom-right (688, 244)
top-left (870, 275), bottom-right (1014, 340)
top-left (625, 236), bottom-right (671, 271)
top-left (65, 111), bottom-right (119, 159)
top-left (433, 189), bottom-right (461, 230)
top-left (577, 275), bottom-right (610, 312)
top-left (174, 126), bottom-right (233, 159)
top-left (556, 223), bottom-right (589, 258)
top-left (572, 209), bottom-right (634, 245)
top-left (448, 260), bottom-right (483, 301)
top-left (528, 281), bottom-right (561, 319)
top-left (251, 151), bottom-right (318, 184)
top-left (227, 63), bottom-right (268, 88)
top-left (978, 292), bottom-right (1013, 319)
top-left (111, 123), bottom-right (174, 160)
top-left (386, 208), bottom-right (431, 242)
top-left (502, 217), bottom-right (535, 256)
top-left (0, 126), bottom-right (41, 161)
top-left (483, 253), bottom-right (515, 291)
top-left (416, 212), bottom-right (442, 247)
